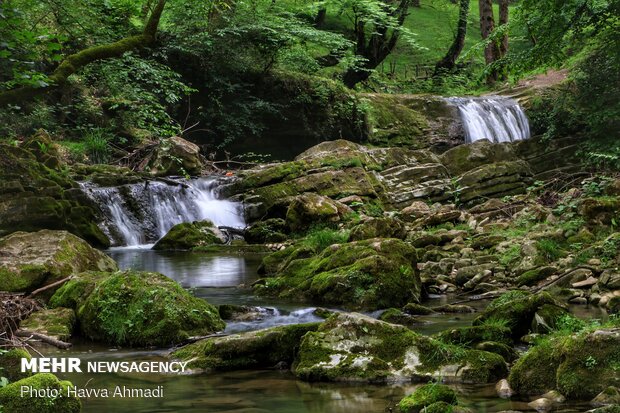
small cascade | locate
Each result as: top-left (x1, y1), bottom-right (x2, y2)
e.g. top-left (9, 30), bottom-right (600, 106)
top-left (80, 177), bottom-right (245, 247)
top-left (448, 96), bottom-right (531, 143)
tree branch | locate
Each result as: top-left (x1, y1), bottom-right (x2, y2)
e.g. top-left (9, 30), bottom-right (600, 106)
top-left (0, 0), bottom-right (167, 107)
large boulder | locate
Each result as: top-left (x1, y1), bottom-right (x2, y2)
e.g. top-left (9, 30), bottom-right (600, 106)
top-left (0, 373), bottom-right (81, 413)
top-left (285, 193), bottom-right (352, 232)
top-left (0, 144), bottom-right (109, 246)
top-left (49, 271), bottom-right (225, 346)
top-left (439, 140), bottom-right (518, 176)
top-left (349, 217), bottom-right (407, 240)
top-left (0, 348), bottom-right (31, 382)
top-left (473, 291), bottom-right (568, 340)
top-left (0, 230), bottom-right (117, 293)
top-left (293, 313), bottom-right (508, 383)
top-left (455, 160), bottom-right (533, 205)
top-left (148, 136), bottom-right (204, 176)
top-left (172, 322), bottom-right (320, 371)
top-left (153, 220), bottom-right (225, 250)
top-left (509, 328), bottom-right (620, 399)
top-left (255, 238), bottom-right (420, 310)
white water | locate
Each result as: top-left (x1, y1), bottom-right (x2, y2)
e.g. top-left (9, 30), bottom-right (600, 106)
top-left (448, 96), bottom-right (531, 143)
top-left (225, 307), bottom-right (325, 333)
top-left (80, 178), bottom-right (245, 247)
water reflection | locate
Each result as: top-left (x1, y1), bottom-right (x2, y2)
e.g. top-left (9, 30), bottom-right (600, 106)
top-left (108, 249), bottom-right (262, 288)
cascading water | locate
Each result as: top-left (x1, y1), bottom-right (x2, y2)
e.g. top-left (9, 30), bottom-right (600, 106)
top-left (448, 96), bottom-right (531, 143)
top-left (80, 177), bottom-right (245, 247)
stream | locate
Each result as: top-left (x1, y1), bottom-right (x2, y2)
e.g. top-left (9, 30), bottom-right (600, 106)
top-left (46, 248), bottom-right (605, 413)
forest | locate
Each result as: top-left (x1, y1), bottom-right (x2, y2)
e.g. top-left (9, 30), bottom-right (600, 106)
top-left (0, 0), bottom-right (619, 412)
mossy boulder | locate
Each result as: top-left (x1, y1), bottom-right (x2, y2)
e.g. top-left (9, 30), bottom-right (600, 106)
top-left (49, 271), bottom-right (225, 347)
top-left (403, 303), bottom-right (435, 315)
top-left (245, 218), bottom-right (288, 244)
top-left (509, 329), bottom-right (620, 399)
top-left (473, 291), bottom-right (568, 340)
top-left (455, 160), bottom-right (533, 205)
top-left (349, 217), bottom-right (406, 241)
top-left (172, 322), bottom-right (320, 371)
top-left (439, 140), bottom-right (517, 176)
top-left (285, 193), bottom-right (351, 232)
top-left (0, 373), bottom-right (81, 413)
top-left (0, 143), bottom-right (109, 247)
top-left (0, 230), bottom-right (117, 294)
top-left (379, 308), bottom-right (420, 328)
top-left (435, 325), bottom-right (512, 347)
top-left (255, 238), bottom-right (420, 310)
top-left (153, 220), bottom-right (224, 250)
top-left (293, 312), bottom-right (508, 383)
top-left (398, 384), bottom-right (458, 413)
top-left (20, 307), bottom-right (76, 341)
top-left (579, 197), bottom-right (620, 226)
top-left (0, 348), bottom-right (31, 382)
top-left (147, 136), bottom-right (204, 176)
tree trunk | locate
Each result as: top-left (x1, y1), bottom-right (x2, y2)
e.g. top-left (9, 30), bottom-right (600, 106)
top-left (435, 0), bottom-right (470, 73)
top-left (343, 0), bottom-right (411, 88)
top-left (315, 8), bottom-right (327, 27)
top-left (478, 0), bottom-right (498, 83)
top-left (499, 0), bottom-right (509, 57)
top-left (0, 0), bottom-right (167, 107)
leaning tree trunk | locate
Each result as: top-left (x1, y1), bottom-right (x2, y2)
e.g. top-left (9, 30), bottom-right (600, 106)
top-left (435, 0), bottom-right (470, 73)
top-left (0, 0), bottom-right (167, 107)
top-left (478, 0), bottom-right (499, 83)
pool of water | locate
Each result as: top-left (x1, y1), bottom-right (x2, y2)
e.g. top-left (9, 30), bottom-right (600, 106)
top-left (47, 248), bottom-right (604, 412)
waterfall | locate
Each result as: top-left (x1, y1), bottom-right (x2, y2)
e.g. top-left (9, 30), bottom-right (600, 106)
top-left (448, 96), bottom-right (531, 143)
top-left (80, 178), bottom-right (245, 247)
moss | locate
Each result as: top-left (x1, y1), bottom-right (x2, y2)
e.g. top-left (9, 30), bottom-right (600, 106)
top-left (0, 230), bottom-right (117, 293)
top-left (294, 313), bottom-right (507, 384)
top-left (398, 384), bottom-right (457, 413)
top-left (349, 217), bottom-right (406, 241)
top-left (379, 308), bottom-right (420, 328)
top-left (20, 307), bottom-right (76, 341)
top-left (0, 348), bottom-right (31, 382)
top-left (516, 266), bottom-right (557, 287)
top-left (421, 402), bottom-right (455, 413)
top-left (153, 220), bottom-right (223, 250)
top-left (403, 303), bottom-right (435, 315)
top-left (474, 341), bottom-right (518, 362)
top-left (245, 218), bottom-right (288, 244)
top-left (435, 325), bottom-right (512, 347)
top-left (474, 291), bottom-right (567, 340)
top-left (0, 373), bottom-right (81, 413)
top-left (51, 271), bottom-right (225, 347)
top-left (173, 322), bottom-right (320, 371)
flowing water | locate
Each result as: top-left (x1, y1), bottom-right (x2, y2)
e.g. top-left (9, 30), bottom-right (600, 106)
top-left (80, 178), bottom-right (245, 247)
top-left (448, 96), bottom-right (531, 143)
top-left (48, 248), bottom-right (604, 412)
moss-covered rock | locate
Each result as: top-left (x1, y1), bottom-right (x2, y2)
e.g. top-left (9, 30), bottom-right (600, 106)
top-left (516, 266), bottom-right (558, 287)
top-left (435, 325), bottom-right (512, 347)
top-left (379, 308), bottom-right (421, 328)
top-left (255, 238), bottom-right (420, 310)
top-left (0, 348), bottom-right (31, 382)
top-left (0, 230), bottom-right (117, 294)
top-left (172, 322), bottom-right (320, 371)
top-left (293, 312), bottom-right (507, 383)
top-left (285, 193), bottom-right (352, 232)
top-left (509, 329), bottom-right (620, 399)
top-left (579, 197), bottom-right (620, 226)
top-left (403, 303), bottom-right (436, 315)
top-left (49, 271), bottom-right (225, 347)
top-left (349, 217), bottom-right (406, 240)
top-left (19, 307), bottom-right (76, 341)
top-left (0, 373), bottom-right (81, 413)
top-left (147, 136), bottom-right (204, 177)
top-left (473, 292), bottom-right (568, 340)
top-left (245, 218), bottom-right (288, 244)
top-left (398, 383), bottom-right (458, 413)
top-left (439, 140), bottom-right (517, 176)
top-left (0, 143), bottom-right (109, 247)
top-left (153, 220), bottom-right (224, 250)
